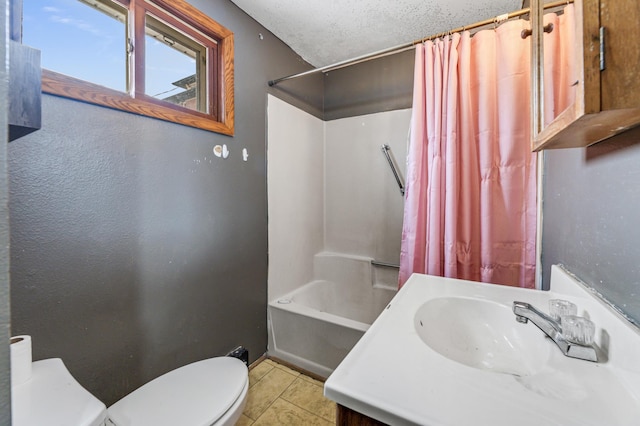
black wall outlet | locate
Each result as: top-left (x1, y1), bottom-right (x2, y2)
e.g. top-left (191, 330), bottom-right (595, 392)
top-left (226, 346), bottom-right (249, 366)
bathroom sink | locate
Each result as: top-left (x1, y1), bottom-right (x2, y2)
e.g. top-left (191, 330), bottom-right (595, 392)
top-left (325, 266), bottom-right (640, 426)
top-left (414, 297), bottom-right (550, 376)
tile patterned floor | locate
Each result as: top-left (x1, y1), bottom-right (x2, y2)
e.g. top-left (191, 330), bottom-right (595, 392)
top-left (237, 358), bottom-right (336, 425)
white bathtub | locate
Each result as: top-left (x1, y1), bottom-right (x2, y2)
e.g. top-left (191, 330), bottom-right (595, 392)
top-left (268, 253), bottom-right (397, 378)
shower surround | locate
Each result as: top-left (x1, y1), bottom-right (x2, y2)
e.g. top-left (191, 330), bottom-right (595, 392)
top-left (267, 95), bottom-right (410, 376)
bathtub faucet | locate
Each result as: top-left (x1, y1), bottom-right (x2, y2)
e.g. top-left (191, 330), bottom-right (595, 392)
top-left (512, 301), bottom-right (598, 362)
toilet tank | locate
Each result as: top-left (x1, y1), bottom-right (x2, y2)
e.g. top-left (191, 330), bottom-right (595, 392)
top-left (12, 358), bottom-right (109, 426)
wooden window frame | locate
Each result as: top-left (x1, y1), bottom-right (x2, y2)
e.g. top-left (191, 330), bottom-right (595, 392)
top-left (40, 0), bottom-right (234, 135)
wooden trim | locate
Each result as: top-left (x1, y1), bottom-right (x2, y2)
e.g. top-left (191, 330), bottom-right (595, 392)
top-left (581, 0), bottom-right (601, 114)
top-left (530, 0), bottom-right (545, 141)
top-left (150, 0), bottom-right (233, 40)
top-left (42, 70), bottom-right (234, 135)
top-left (532, 97), bottom-right (584, 150)
top-left (209, 44), bottom-right (219, 119)
top-left (220, 33), bottom-right (235, 134)
top-left (599, 0), bottom-right (640, 110)
top-left (533, 107), bottom-right (640, 150)
top-left (132, 0), bottom-right (145, 97)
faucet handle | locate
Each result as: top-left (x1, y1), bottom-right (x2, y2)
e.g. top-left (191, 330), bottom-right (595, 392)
top-left (549, 299), bottom-right (577, 321)
top-left (562, 315), bottom-right (596, 346)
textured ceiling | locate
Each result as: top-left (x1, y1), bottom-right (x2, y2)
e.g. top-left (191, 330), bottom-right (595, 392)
top-left (230, 0), bottom-right (523, 67)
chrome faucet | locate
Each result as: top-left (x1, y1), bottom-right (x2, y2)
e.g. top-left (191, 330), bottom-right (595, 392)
top-left (513, 301), bottom-right (598, 362)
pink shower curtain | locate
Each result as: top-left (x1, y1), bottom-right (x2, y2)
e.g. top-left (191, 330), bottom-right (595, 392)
top-left (399, 6), bottom-right (575, 288)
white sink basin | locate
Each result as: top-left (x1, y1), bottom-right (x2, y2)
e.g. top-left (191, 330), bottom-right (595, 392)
top-left (414, 297), bottom-right (550, 376)
top-left (325, 266), bottom-right (640, 426)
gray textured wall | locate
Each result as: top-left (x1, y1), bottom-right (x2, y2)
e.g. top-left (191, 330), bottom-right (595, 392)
top-left (271, 47), bottom-right (413, 121)
top-left (1, 0), bottom-right (12, 423)
top-left (542, 128), bottom-right (640, 325)
top-left (324, 50), bottom-right (414, 121)
top-left (9, 0), bottom-right (321, 406)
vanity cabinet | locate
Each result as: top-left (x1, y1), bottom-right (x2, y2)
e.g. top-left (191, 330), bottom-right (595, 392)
top-left (531, 0), bottom-right (640, 151)
top-left (336, 405), bottom-right (387, 426)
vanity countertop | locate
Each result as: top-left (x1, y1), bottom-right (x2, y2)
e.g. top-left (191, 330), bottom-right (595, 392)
top-left (324, 265), bottom-right (640, 426)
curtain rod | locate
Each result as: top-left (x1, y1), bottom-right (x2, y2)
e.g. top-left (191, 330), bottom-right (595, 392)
top-left (268, 0), bottom-right (573, 87)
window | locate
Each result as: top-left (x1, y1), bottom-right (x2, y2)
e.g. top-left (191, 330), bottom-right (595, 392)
top-left (22, 0), bottom-right (234, 135)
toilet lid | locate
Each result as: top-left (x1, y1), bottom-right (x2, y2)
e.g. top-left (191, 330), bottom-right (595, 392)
top-left (107, 357), bottom-right (248, 426)
top-left (12, 358), bottom-right (109, 426)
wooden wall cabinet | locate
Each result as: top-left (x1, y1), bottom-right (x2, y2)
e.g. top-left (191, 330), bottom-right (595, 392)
top-left (531, 0), bottom-right (640, 151)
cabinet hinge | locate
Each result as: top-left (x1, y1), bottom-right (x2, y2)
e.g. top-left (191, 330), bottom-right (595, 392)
top-left (599, 26), bottom-right (606, 71)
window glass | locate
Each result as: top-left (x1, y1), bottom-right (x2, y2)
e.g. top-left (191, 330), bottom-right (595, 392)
top-left (20, 0), bottom-right (234, 135)
top-left (145, 14), bottom-right (207, 113)
top-left (23, 0), bottom-right (127, 92)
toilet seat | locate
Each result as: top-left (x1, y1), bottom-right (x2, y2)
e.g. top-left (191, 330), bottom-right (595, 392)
top-left (107, 357), bottom-right (248, 426)
top-left (12, 357), bottom-right (248, 426)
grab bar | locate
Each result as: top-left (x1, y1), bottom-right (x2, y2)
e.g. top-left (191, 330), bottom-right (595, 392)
top-left (381, 144), bottom-right (405, 196)
top-left (371, 260), bottom-right (400, 269)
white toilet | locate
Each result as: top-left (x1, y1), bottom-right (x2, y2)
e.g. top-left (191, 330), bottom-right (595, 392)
top-left (12, 356), bottom-right (249, 426)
